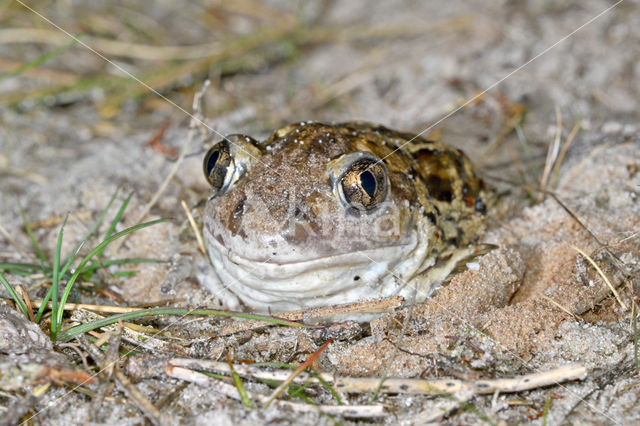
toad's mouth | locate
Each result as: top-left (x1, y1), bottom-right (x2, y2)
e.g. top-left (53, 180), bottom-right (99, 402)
top-left (202, 223), bottom-right (433, 312)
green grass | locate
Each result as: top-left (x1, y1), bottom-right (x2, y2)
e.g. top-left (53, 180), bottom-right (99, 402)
top-left (56, 307), bottom-right (310, 342)
top-left (0, 36), bottom-right (79, 82)
top-left (252, 361), bottom-right (342, 405)
top-left (18, 205), bottom-right (47, 269)
top-left (0, 272), bottom-right (29, 318)
top-left (542, 394), bottom-right (552, 426)
top-left (228, 355), bottom-right (252, 408)
top-left (1, 189), bottom-right (168, 340)
top-left (51, 217), bottom-right (168, 340)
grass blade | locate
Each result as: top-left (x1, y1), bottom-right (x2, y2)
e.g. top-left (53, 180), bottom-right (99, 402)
top-left (36, 239), bottom-right (86, 324)
top-left (110, 271), bottom-right (137, 277)
top-left (0, 263), bottom-right (44, 276)
top-left (0, 36), bottom-right (79, 82)
top-left (254, 376), bottom-right (338, 424)
top-left (0, 272), bottom-right (30, 319)
top-left (1, 259), bottom-right (159, 279)
top-left (63, 188), bottom-right (123, 281)
top-left (34, 286), bottom-right (54, 324)
top-left (227, 355), bottom-right (252, 407)
top-left (59, 241), bottom-right (86, 281)
top-left (60, 187), bottom-right (120, 268)
top-left (96, 192), bottom-right (133, 259)
top-left (54, 218), bottom-right (169, 338)
top-left (56, 307), bottom-right (311, 342)
top-left (51, 215), bottom-right (69, 331)
top-left (18, 206), bottom-right (47, 270)
top-left (82, 188), bottom-right (121, 242)
top-left (0, 256), bottom-right (156, 282)
top-left (79, 258), bottom-right (165, 275)
top-left (542, 394), bottom-right (552, 426)
top-left (252, 362), bottom-right (342, 405)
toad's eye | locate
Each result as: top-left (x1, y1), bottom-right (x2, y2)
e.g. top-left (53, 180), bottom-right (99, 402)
top-left (203, 134), bottom-right (261, 196)
top-left (203, 141), bottom-right (232, 193)
top-left (339, 158), bottom-right (388, 211)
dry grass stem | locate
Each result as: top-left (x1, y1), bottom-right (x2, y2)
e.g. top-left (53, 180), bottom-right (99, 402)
top-left (0, 28), bottom-right (221, 61)
top-left (15, 285), bottom-right (34, 321)
top-left (570, 244), bottom-right (627, 310)
top-left (90, 331), bottom-right (111, 349)
top-left (480, 103), bottom-right (527, 162)
top-left (25, 210), bottom-right (91, 230)
top-left (0, 167), bottom-right (47, 184)
top-left (109, 82), bottom-right (210, 252)
top-left (26, 300), bottom-right (148, 314)
top-left (264, 338), bottom-right (334, 407)
top-left (551, 120), bottom-right (581, 188)
top-left (538, 105), bottom-right (562, 202)
top-left (0, 15), bottom-right (471, 64)
top-left (102, 323), bottom-right (123, 378)
top-left (540, 294), bottom-right (581, 321)
top-left (547, 192), bottom-right (606, 248)
top-left (371, 291), bottom-right (416, 402)
top-left (181, 200), bottom-right (210, 263)
top-left (127, 136), bottom-right (190, 238)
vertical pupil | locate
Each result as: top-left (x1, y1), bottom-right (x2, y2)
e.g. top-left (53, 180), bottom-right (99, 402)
top-left (360, 170), bottom-right (376, 197)
top-left (207, 150), bottom-right (220, 175)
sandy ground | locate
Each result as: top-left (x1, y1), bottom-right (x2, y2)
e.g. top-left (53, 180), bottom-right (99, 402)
top-left (1, 0), bottom-right (639, 424)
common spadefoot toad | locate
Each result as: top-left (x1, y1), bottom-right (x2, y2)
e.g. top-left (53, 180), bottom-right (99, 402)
top-left (200, 122), bottom-right (490, 312)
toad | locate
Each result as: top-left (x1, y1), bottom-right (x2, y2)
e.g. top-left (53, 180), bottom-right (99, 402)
top-left (200, 122), bottom-right (490, 312)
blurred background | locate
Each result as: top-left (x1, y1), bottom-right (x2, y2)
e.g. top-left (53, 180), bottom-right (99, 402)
top-left (1, 0), bottom-right (637, 135)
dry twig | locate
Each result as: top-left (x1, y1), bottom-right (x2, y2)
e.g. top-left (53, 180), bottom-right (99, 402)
top-left (162, 359), bottom-right (587, 420)
top-left (166, 366), bottom-right (385, 418)
top-left (115, 370), bottom-right (165, 425)
top-left (164, 358), bottom-right (587, 396)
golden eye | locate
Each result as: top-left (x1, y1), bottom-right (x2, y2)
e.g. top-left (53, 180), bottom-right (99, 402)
top-left (340, 158), bottom-right (388, 211)
top-left (203, 141), bottom-right (232, 193)
top-left (203, 135), bottom-right (262, 196)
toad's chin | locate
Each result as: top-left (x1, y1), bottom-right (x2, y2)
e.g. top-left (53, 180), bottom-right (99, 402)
top-left (200, 216), bottom-right (437, 313)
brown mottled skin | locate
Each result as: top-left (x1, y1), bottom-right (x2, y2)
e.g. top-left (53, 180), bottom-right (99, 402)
top-left (201, 121), bottom-right (490, 311)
